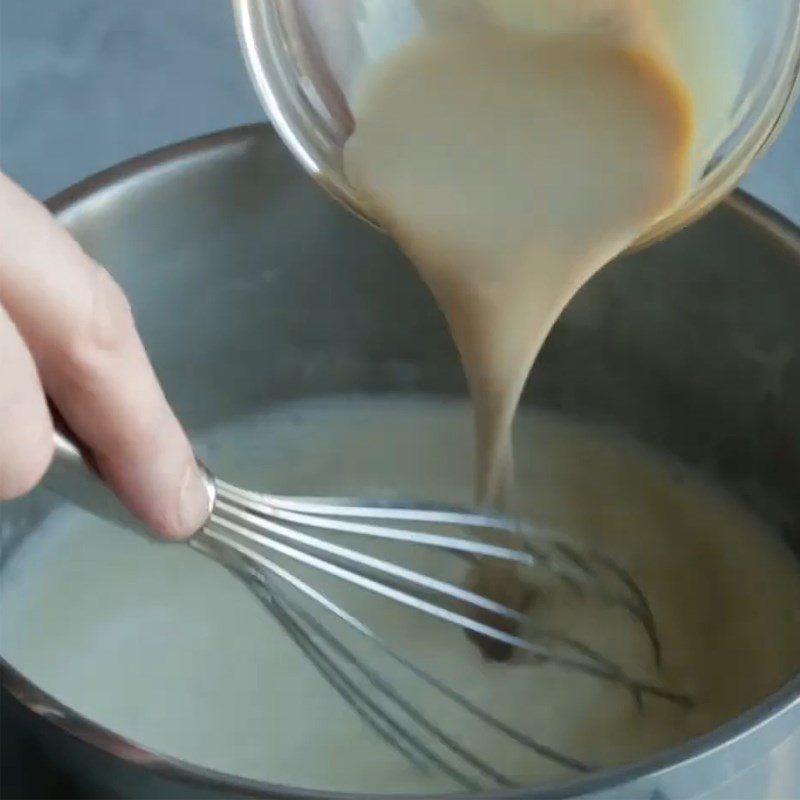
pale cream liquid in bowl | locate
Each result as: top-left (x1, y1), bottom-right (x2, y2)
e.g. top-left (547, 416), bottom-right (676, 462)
top-left (3, 0), bottom-right (800, 795)
top-left (2, 399), bottom-right (800, 793)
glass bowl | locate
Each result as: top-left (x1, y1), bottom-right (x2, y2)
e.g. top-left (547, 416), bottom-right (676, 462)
top-left (233, 0), bottom-right (800, 247)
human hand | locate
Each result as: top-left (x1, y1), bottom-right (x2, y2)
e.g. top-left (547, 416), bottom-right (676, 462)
top-left (0, 172), bottom-right (209, 539)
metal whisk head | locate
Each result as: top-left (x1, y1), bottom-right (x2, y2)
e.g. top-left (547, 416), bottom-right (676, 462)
top-left (46, 428), bottom-right (691, 789)
top-left (192, 479), bottom-right (693, 791)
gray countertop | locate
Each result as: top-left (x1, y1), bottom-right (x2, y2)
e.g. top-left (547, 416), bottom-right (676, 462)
top-left (1, 0), bottom-right (799, 224)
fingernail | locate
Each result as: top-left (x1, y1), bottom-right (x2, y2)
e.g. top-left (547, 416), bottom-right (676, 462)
top-left (177, 461), bottom-right (212, 539)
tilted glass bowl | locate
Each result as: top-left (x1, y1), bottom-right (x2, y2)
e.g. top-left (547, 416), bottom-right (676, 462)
top-left (234, 0), bottom-right (800, 248)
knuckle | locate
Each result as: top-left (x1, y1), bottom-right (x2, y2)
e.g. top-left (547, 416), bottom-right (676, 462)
top-left (61, 266), bottom-right (136, 381)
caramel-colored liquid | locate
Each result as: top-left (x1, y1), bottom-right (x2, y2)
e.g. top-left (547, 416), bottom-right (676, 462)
top-left (343, 11), bottom-right (695, 630)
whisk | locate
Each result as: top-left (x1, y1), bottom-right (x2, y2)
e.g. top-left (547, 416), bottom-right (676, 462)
top-left (45, 428), bottom-right (692, 791)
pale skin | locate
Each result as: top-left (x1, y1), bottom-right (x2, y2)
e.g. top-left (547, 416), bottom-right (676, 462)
top-left (0, 172), bottom-right (209, 539)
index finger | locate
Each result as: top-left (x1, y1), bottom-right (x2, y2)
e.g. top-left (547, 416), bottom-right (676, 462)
top-left (0, 173), bottom-right (210, 538)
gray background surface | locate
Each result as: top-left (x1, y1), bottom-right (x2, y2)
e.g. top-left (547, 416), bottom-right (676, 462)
top-left (1, 0), bottom-right (799, 223)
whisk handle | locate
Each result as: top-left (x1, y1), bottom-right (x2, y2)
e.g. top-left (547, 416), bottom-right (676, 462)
top-left (45, 426), bottom-right (216, 536)
top-left (45, 427), bottom-right (146, 532)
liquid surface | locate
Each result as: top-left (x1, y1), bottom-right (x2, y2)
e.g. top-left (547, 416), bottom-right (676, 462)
top-left (3, 398), bottom-right (799, 793)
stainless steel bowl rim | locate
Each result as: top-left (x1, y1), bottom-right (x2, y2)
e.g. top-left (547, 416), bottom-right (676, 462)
top-left (1, 124), bottom-right (798, 800)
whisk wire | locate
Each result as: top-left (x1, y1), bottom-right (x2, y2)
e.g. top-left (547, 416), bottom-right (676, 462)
top-left (194, 528), bottom-right (595, 782)
top-left (208, 493), bottom-right (693, 707)
top-left (221, 482), bottom-right (664, 667)
top-left (48, 424), bottom-right (693, 790)
top-left (207, 513), bottom-right (623, 681)
top-left (266, 591), bottom-right (511, 789)
top-left (214, 498), bottom-right (525, 620)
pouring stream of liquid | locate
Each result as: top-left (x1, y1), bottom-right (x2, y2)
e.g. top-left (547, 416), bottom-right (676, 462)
top-left (343, 12), bottom-right (695, 648)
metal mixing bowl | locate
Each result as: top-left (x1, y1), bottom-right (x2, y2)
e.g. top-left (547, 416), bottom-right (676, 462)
top-left (1, 124), bottom-right (798, 799)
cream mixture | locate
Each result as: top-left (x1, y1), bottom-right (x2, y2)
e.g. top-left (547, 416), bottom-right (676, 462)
top-left (2, 399), bottom-right (800, 793)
